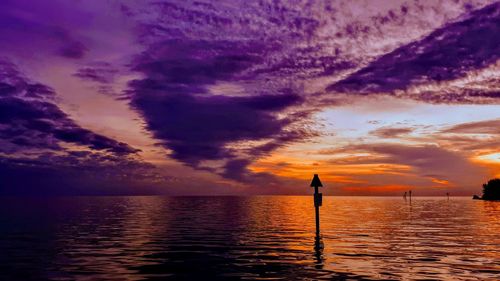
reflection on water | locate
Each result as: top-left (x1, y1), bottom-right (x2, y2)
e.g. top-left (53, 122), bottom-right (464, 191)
top-left (0, 196), bottom-right (499, 280)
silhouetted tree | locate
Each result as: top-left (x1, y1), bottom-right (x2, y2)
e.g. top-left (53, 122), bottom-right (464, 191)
top-left (482, 178), bottom-right (500, 200)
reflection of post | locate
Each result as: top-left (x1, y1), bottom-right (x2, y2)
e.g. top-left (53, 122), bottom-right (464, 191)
top-left (310, 174), bottom-right (323, 245)
top-left (315, 185), bottom-right (320, 236)
top-left (314, 235), bottom-right (324, 267)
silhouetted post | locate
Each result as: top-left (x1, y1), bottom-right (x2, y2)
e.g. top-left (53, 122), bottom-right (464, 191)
top-left (446, 192), bottom-right (450, 201)
top-left (310, 174), bottom-right (323, 238)
top-left (409, 190), bottom-right (412, 202)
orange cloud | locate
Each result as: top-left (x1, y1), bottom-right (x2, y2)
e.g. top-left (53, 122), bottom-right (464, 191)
top-left (430, 178), bottom-right (451, 187)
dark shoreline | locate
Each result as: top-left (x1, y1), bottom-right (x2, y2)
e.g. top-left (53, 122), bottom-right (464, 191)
top-left (472, 196), bottom-right (500, 201)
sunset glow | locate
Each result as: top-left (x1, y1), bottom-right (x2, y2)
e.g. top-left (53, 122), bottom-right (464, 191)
top-left (0, 0), bottom-right (499, 195)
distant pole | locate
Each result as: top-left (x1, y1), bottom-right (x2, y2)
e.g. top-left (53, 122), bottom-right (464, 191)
top-left (409, 190), bottom-right (412, 202)
top-left (310, 174), bottom-right (323, 238)
top-left (447, 192), bottom-right (450, 201)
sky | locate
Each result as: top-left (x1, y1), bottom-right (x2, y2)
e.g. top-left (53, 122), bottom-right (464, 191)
top-left (0, 0), bottom-right (499, 196)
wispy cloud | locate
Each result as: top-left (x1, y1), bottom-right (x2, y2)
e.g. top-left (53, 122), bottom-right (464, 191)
top-left (329, 2), bottom-right (500, 103)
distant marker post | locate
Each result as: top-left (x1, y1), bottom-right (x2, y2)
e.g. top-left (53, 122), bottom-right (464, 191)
top-left (310, 174), bottom-right (323, 238)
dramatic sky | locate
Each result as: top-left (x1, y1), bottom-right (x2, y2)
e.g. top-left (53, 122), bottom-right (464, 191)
top-left (1, 0), bottom-right (499, 195)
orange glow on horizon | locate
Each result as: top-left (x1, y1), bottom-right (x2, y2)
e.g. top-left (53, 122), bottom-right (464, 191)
top-left (342, 184), bottom-right (411, 193)
top-left (249, 153), bottom-right (413, 184)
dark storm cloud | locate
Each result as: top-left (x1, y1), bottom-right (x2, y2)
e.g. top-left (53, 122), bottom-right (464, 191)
top-left (127, 40), bottom-right (312, 180)
top-left (329, 2), bottom-right (500, 99)
top-left (132, 92), bottom-right (296, 164)
top-left (0, 60), bottom-right (138, 155)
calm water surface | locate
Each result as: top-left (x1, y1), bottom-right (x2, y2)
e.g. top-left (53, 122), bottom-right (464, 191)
top-left (0, 196), bottom-right (499, 280)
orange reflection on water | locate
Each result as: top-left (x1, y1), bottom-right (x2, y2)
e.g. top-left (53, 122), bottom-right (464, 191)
top-left (1, 196), bottom-right (499, 280)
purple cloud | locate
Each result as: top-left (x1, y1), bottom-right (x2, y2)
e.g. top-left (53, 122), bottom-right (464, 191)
top-left (73, 63), bottom-right (119, 84)
top-left (326, 142), bottom-right (486, 189)
top-left (73, 62), bottom-right (121, 95)
top-left (0, 60), bottom-right (138, 155)
top-left (126, 40), bottom-right (311, 180)
top-left (329, 2), bottom-right (500, 100)
top-left (0, 60), bottom-right (167, 195)
top-left (58, 40), bottom-right (88, 59)
top-left (370, 127), bottom-right (414, 138)
top-left (2, 0), bottom-right (497, 193)
top-left (442, 119), bottom-right (500, 134)
top-left (0, 0), bottom-right (89, 60)
top-left (0, 151), bottom-right (162, 195)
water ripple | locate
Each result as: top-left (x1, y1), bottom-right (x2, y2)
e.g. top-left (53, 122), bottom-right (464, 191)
top-left (0, 196), bottom-right (499, 280)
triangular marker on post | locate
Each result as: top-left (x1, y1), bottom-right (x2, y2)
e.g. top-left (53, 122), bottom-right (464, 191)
top-left (310, 174), bottom-right (323, 187)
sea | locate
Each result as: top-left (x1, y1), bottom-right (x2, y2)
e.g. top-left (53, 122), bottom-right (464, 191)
top-left (0, 196), bottom-right (499, 280)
